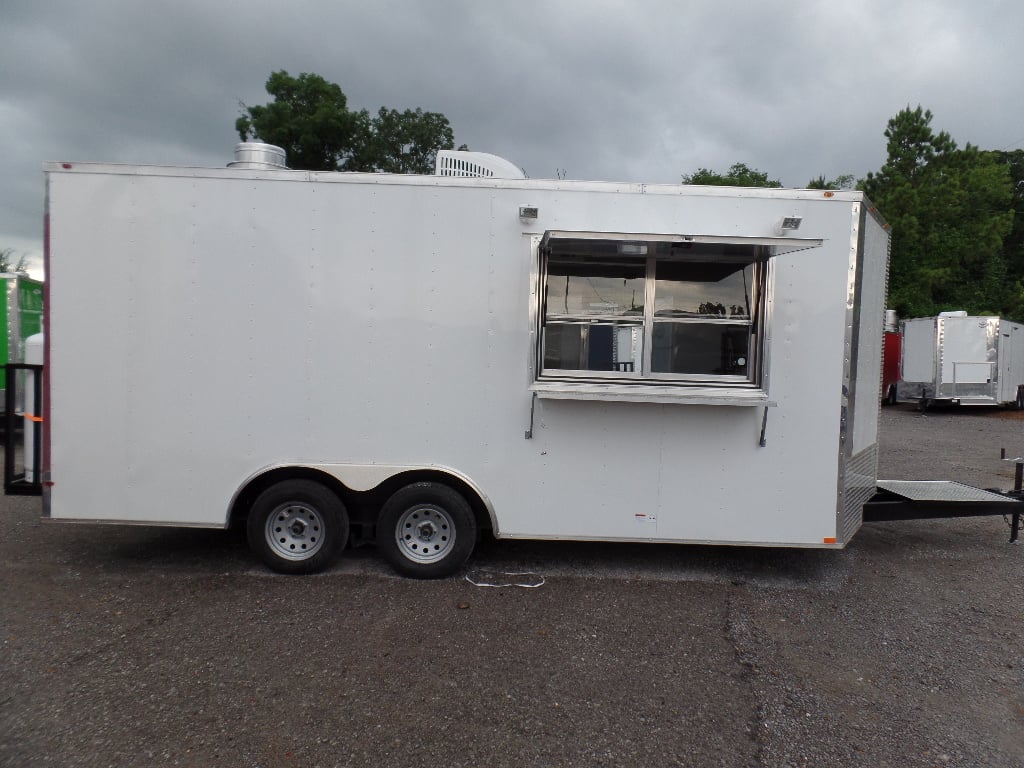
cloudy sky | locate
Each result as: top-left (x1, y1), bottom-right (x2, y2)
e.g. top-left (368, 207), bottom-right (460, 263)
top-left (3, 0), bottom-right (1023, 277)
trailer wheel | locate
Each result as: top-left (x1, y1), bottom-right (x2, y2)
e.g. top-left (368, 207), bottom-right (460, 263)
top-left (247, 480), bottom-right (348, 575)
top-left (377, 482), bottom-right (477, 579)
top-left (884, 385), bottom-right (897, 406)
top-left (1016, 386), bottom-right (1024, 410)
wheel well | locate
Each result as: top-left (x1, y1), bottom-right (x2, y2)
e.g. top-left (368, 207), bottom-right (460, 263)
top-left (370, 469), bottom-right (493, 534)
top-left (229, 467), bottom-right (493, 541)
top-left (229, 466), bottom-right (354, 530)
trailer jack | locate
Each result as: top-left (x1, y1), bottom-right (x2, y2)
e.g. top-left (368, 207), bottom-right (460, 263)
top-left (1000, 449), bottom-right (1022, 544)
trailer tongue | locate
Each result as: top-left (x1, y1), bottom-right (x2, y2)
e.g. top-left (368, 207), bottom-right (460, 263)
top-left (864, 478), bottom-right (1024, 543)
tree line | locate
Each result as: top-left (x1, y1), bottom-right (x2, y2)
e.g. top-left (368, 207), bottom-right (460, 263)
top-left (0, 248), bottom-right (30, 274)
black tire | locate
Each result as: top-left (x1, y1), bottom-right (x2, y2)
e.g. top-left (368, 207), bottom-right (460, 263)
top-left (1016, 386), bottom-right (1024, 411)
top-left (246, 479), bottom-right (348, 574)
top-left (376, 482), bottom-right (477, 579)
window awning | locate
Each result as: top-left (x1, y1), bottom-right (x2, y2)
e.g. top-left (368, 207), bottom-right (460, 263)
top-left (540, 230), bottom-right (823, 257)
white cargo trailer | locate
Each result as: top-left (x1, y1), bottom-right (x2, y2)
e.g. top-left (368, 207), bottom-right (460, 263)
top-left (35, 147), bottom-right (893, 576)
top-left (896, 312), bottom-right (1024, 408)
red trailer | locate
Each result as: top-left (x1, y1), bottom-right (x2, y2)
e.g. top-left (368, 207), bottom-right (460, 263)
top-left (881, 310), bottom-right (900, 405)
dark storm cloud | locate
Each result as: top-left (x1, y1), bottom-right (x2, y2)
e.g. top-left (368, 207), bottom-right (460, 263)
top-left (3, 0), bottom-right (1024, 271)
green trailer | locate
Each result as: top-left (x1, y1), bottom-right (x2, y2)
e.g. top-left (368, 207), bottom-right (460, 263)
top-left (0, 274), bottom-right (44, 409)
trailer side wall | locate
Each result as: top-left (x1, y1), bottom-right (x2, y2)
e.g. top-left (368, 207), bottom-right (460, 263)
top-left (45, 165), bottom-right (886, 548)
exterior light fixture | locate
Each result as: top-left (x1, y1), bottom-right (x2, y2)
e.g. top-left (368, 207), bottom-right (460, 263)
top-left (776, 215), bottom-right (803, 234)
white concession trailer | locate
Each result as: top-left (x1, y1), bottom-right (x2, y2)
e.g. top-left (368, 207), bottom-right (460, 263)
top-left (896, 312), bottom-right (1024, 408)
top-left (29, 146), bottom-right (898, 576)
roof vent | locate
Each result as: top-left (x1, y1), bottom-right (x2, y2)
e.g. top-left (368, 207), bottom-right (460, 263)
top-left (227, 142), bottom-right (288, 170)
top-left (435, 150), bottom-right (525, 179)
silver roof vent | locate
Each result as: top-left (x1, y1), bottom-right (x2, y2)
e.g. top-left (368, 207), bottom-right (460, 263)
top-left (227, 142), bottom-right (288, 170)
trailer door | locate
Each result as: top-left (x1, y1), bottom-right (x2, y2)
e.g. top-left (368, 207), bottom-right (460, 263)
top-left (900, 318), bottom-right (937, 384)
top-left (938, 316), bottom-right (995, 398)
top-left (999, 322), bottom-right (1024, 404)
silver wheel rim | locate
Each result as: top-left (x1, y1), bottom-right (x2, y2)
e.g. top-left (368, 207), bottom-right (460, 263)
top-left (395, 504), bottom-right (456, 564)
top-left (265, 502), bottom-right (325, 561)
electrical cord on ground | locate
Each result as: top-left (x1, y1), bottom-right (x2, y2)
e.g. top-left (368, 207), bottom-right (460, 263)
top-left (464, 569), bottom-right (545, 588)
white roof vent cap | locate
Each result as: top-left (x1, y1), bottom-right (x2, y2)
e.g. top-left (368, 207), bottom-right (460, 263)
top-left (435, 150), bottom-right (525, 179)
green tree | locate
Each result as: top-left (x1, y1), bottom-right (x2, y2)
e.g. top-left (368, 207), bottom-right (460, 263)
top-left (237, 71), bottom-right (456, 174)
top-left (861, 106), bottom-right (1014, 318)
top-left (348, 107), bottom-right (456, 174)
top-left (0, 248), bottom-right (29, 274)
top-left (990, 150), bottom-right (1024, 318)
top-left (806, 174), bottom-right (855, 190)
top-left (236, 71), bottom-right (367, 171)
top-left (682, 163), bottom-right (781, 187)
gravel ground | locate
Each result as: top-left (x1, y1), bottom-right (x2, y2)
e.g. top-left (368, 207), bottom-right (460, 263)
top-left (1, 403), bottom-right (1022, 767)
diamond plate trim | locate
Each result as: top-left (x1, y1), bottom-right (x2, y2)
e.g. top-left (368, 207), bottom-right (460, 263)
top-left (840, 444), bottom-right (877, 542)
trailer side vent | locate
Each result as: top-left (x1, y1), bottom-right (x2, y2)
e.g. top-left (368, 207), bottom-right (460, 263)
top-left (435, 151), bottom-right (526, 179)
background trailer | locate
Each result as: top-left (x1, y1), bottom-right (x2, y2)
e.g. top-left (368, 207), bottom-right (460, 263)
top-left (38, 148), bottom-right (891, 576)
top-left (896, 312), bottom-right (1024, 408)
top-left (881, 309), bottom-right (902, 405)
top-left (0, 273), bottom-right (44, 410)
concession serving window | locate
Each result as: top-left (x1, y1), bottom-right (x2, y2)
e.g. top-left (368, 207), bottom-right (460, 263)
top-left (529, 230), bottom-right (822, 405)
